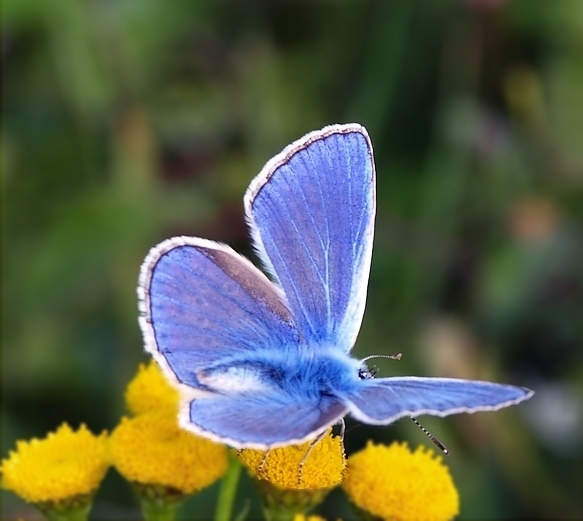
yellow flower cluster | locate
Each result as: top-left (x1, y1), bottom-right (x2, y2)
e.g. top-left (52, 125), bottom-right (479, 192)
top-left (343, 441), bottom-right (459, 521)
top-left (1, 423), bottom-right (109, 504)
top-left (238, 430), bottom-right (346, 490)
top-left (110, 409), bottom-right (227, 494)
top-left (125, 361), bottom-right (179, 415)
top-left (1, 357), bottom-right (463, 521)
top-left (110, 361), bottom-right (228, 495)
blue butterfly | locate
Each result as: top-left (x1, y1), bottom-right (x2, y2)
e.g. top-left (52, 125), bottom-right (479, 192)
top-left (138, 124), bottom-right (534, 449)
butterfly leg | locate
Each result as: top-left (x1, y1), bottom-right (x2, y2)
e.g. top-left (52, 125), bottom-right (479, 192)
top-left (337, 417), bottom-right (346, 442)
top-left (257, 449), bottom-right (271, 476)
top-left (297, 418), bottom-right (347, 485)
top-left (297, 430), bottom-right (329, 485)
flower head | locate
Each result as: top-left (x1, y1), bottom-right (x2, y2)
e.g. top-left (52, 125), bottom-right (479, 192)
top-left (125, 361), bottom-right (179, 415)
top-left (109, 410), bottom-right (227, 494)
top-left (237, 430), bottom-right (346, 490)
top-left (1, 423), bottom-right (109, 504)
top-left (343, 441), bottom-right (459, 521)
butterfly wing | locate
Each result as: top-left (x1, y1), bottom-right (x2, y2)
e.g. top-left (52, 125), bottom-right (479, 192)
top-left (345, 377), bottom-right (534, 425)
top-left (139, 236), bottom-right (349, 448)
top-left (245, 124), bottom-right (375, 351)
top-left (138, 236), bottom-right (300, 388)
top-left (182, 391), bottom-right (348, 449)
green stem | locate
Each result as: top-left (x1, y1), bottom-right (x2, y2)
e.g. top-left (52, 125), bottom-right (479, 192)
top-left (133, 483), bottom-right (188, 521)
top-left (255, 481), bottom-right (329, 521)
top-left (215, 453), bottom-right (242, 521)
top-left (139, 498), bottom-right (180, 521)
top-left (262, 504), bottom-right (299, 521)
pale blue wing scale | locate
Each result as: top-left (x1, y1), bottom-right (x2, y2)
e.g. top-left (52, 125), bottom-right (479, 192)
top-left (345, 377), bottom-right (534, 425)
top-left (138, 237), bottom-right (300, 387)
top-left (181, 391), bottom-right (348, 449)
top-left (245, 124), bottom-right (375, 351)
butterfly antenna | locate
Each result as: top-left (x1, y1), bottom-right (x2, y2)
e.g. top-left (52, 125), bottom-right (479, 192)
top-left (360, 353), bottom-right (403, 363)
top-left (336, 418), bottom-right (346, 442)
top-left (410, 417), bottom-right (449, 455)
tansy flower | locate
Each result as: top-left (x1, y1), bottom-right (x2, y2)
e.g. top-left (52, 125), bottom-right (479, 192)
top-left (237, 430), bottom-right (346, 490)
top-left (1, 423), bottom-right (109, 515)
top-left (109, 410), bottom-right (227, 495)
top-left (125, 361), bottom-right (179, 415)
top-left (342, 441), bottom-right (459, 521)
top-left (293, 515), bottom-right (327, 521)
top-left (238, 431), bottom-right (346, 520)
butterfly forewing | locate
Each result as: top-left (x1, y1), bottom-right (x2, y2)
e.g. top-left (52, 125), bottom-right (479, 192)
top-left (138, 237), bottom-right (299, 388)
top-left (245, 124), bottom-right (375, 352)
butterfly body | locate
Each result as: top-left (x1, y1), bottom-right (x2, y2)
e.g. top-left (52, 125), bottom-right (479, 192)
top-left (138, 124), bottom-right (533, 449)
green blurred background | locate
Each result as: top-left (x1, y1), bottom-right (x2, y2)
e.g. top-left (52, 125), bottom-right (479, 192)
top-left (3, 0), bottom-right (583, 519)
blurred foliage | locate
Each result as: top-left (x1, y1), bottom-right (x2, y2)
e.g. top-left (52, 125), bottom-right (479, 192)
top-left (3, 0), bottom-right (583, 519)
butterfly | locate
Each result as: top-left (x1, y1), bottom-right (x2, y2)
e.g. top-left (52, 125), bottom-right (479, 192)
top-left (138, 123), bottom-right (534, 449)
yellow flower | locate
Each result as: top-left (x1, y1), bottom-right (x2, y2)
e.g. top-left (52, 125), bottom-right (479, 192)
top-left (125, 361), bottom-right (179, 415)
top-left (237, 430), bottom-right (346, 490)
top-left (109, 410), bottom-right (227, 494)
top-left (343, 441), bottom-right (459, 521)
top-left (293, 515), bottom-right (327, 521)
top-left (238, 432), bottom-right (346, 519)
top-left (1, 423), bottom-right (109, 504)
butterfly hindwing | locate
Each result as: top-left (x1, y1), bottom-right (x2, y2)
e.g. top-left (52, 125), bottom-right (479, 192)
top-left (345, 377), bottom-right (534, 425)
top-left (245, 124), bottom-right (375, 352)
top-left (183, 391), bottom-right (348, 449)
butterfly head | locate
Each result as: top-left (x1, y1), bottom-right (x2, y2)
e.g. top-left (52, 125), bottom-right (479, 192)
top-left (358, 364), bottom-right (378, 380)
